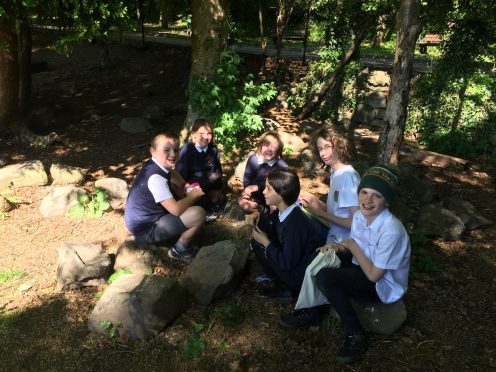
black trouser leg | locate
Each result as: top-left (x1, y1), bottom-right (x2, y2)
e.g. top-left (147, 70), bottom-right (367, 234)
top-left (315, 264), bottom-right (380, 335)
top-left (251, 239), bottom-right (300, 292)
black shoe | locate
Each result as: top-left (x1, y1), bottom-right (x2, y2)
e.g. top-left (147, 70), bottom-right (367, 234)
top-left (258, 285), bottom-right (294, 304)
top-left (278, 308), bottom-right (324, 328)
top-left (335, 334), bottom-right (368, 364)
top-left (167, 247), bottom-right (196, 263)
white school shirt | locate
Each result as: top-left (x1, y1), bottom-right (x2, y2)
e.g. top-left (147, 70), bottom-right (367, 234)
top-left (147, 158), bottom-right (173, 203)
top-left (350, 208), bottom-right (411, 304)
top-left (326, 165), bottom-right (360, 243)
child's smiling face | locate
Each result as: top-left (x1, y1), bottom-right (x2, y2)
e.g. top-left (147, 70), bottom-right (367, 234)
top-left (192, 125), bottom-right (213, 148)
top-left (260, 135), bottom-right (279, 162)
top-left (358, 187), bottom-right (388, 224)
top-left (150, 136), bottom-right (179, 169)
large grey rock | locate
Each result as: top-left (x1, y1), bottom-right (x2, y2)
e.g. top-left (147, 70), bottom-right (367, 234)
top-left (0, 196), bottom-right (12, 213)
top-left (442, 196), bottom-right (492, 230)
top-left (114, 240), bottom-right (159, 274)
top-left (95, 177), bottom-right (129, 200)
top-left (119, 117), bottom-right (152, 134)
top-left (351, 103), bottom-right (376, 124)
top-left (223, 199), bottom-right (246, 221)
top-left (50, 163), bottom-right (87, 185)
top-left (368, 70), bottom-right (390, 87)
top-left (300, 148), bottom-right (316, 176)
top-left (331, 300), bottom-right (407, 335)
top-left (181, 239), bottom-right (250, 305)
top-left (364, 91), bottom-right (387, 109)
top-left (39, 186), bottom-right (86, 217)
top-left (0, 160), bottom-right (49, 190)
top-left (416, 204), bottom-right (465, 241)
top-left (278, 131), bottom-right (307, 155)
top-left (56, 242), bottom-right (112, 291)
top-left (88, 274), bottom-right (189, 339)
top-left (403, 173), bottom-right (437, 205)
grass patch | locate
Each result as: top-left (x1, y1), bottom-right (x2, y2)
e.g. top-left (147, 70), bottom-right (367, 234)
top-left (0, 309), bottom-right (20, 330)
top-left (0, 269), bottom-right (25, 285)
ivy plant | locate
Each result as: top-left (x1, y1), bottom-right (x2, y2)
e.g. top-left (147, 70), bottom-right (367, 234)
top-left (69, 188), bottom-right (110, 218)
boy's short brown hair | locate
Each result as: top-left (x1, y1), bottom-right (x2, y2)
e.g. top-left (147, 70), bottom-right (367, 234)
top-left (256, 131), bottom-right (284, 158)
top-left (311, 124), bottom-right (354, 166)
top-left (151, 132), bottom-right (179, 149)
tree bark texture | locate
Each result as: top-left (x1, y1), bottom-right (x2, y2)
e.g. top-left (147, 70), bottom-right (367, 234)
top-left (184, 0), bottom-right (228, 136)
top-left (275, 0), bottom-right (293, 64)
top-left (17, 19), bottom-right (31, 116)
top-left (377, 0), bottom-right (421, 164)
top-left (0, 21), bottom-right (20, 134)
top-left (297, 15), bottom-right (373, 121)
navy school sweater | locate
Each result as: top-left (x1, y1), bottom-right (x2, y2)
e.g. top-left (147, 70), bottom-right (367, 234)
top-left (175, 142), bottom-right (222, 184)
top-left (243, 154), bottom-right (288, 191)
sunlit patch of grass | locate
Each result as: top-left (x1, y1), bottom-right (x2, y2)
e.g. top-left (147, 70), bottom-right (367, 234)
top-left (0, 269), bottom-right (25, 285)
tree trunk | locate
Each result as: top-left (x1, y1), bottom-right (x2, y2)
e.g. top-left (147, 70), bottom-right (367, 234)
top-left (17, 19), bottom-right (31, 118)
top-left (159, 0), bottom-right (173, 29)
top-left (297, 15), bottom-right (373, 120)
top-left (302, 0), bottom-right (312, 64)
top-left (184, 0), bottom-right (228, 136)
top-left (258, 0), bottom-right (267, 72)
top-left (275, 0), bottom-right (294, 65)
top-left (377, 0), bottom-right (421, 164)
top-left (0, 21), bottom-right (21, 134)
top-left (372, 14), bottom-right (387, 48)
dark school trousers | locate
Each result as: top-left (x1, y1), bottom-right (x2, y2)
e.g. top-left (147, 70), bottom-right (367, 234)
top-left (251, 240), bottom-right (302, 293)
top-left (315, 252), bottom-right (381, 335)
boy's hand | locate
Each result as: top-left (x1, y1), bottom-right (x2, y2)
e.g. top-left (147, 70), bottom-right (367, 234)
top-left (252, 225), bottom-right (270, 247)
top-left (188, 187), bottom-right (204, 200)
top-left (318, 243), bottom-right (346, 253)
top-left (245, 211), bottom-right (260, 227)
top-left (299, 191), bottom-right (322, 210)
top-left (242, 185), bottom-right (258, 199)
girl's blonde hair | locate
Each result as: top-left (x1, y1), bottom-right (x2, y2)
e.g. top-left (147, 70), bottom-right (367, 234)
top-left (311, 124), bottom-right (354, 166)
top-left (256, 131), bottom-right (284, 158)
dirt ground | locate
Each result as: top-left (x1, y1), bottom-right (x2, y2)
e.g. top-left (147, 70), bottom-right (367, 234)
top-left (0, 32), bottom-right (495, 371)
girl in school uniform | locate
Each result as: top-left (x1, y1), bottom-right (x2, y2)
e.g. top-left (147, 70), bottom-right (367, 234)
top-left (239, 131), bottom-right (288, 213)
top-left (176, 118), bottom-right (223, 212)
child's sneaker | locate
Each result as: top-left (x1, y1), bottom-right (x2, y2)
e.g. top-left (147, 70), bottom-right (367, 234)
top-left (168, 247), bottom-right (196, 263)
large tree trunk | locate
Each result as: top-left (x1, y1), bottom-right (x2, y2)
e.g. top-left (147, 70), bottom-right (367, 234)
top-left (17, 19), bottom-right (31, 117)
top-left (184, 0), bottom-right (227, 136)
top-left (377, 0), bottom-right (421, 164)
top-left (275, 0), bottom-right (293, 65)
top-left (372, 14), bottom-right (387, 48)
top-left (297, 15), bottom-right (373, 120)
top-left (0, 22), bottom-right (21, 134)
top-left (258, 0), bottom-right (267, 72)
top-left (302, 0), bottom-right (312, 64)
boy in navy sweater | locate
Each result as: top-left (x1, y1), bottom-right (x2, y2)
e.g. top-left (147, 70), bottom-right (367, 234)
top-left (247, 169), bottom-right (325, 302)
top-left (125, 132), bottom-right (206, 262)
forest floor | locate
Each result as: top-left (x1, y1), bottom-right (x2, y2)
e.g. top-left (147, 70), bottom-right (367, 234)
top-left (0, 33), bottom-right (495, 371)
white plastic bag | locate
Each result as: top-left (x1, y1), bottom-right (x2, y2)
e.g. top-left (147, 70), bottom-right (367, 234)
top-left (295, 250), bottom-right (341, 310)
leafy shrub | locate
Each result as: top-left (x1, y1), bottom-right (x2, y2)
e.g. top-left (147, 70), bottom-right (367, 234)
top-left (407, 67), bottom-right (495, 158)
top-left (69, 188), bottom-right (111, 218)
top-left (182, 323), bottom-right (206, 360)
top-left (188, 50), bottom-right (277, 155)
top-left (287, 47), bottom-right (360, 121)
top-left (408, 229), bottom-right (438, 277)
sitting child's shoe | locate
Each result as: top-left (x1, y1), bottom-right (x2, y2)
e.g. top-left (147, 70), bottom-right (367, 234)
top-left (258, 285), bottom-right (294, 304)
top-left (168, 247), bottom-right (196, 263)
top-left (278, 307), bottom-right (323, 328)
top-left (335, 334), bottom-right (368, 364)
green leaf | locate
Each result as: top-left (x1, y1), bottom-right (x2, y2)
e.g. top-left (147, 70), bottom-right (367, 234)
top-left (95, 190), bottom-right (107, 202)
top-left (181, 334), bottom-right (206, 360)
top-left (98, 201), bottom-right (110, 211)
top-left (194, 323), bottom-right (205, 333)
top-left (69, 203), bottom-right (85, 218)
top-left (99, 320), bottom-right (112, 330)
top-left (108, 269), bottom-right (132, 284)
top-left (78, 194), bottom-right (90, 204)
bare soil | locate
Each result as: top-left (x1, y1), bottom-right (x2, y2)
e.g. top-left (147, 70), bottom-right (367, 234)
top-left (0, 33), bottom-right (495, 371)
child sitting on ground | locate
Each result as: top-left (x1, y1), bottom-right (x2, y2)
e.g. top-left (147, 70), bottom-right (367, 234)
top-left (124, 132), bottom-right (206, 263)
top-left (279, 165), bottom-right (411, 364)
top-left (239, 131), bottom-right (288, 213)
top-left (175, 118), bottom-right (223, 212)
top-left (300, 124), bottom-right (360, 244)
top-left (247, 169), bottom-right (325, 303)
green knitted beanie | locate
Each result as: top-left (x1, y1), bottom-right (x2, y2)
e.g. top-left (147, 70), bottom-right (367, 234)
top-left (358, 165), bottom-right (399, 206)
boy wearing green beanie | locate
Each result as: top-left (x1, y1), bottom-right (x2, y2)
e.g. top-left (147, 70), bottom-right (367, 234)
top-left (279, 165), bottom-right (411, 364)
